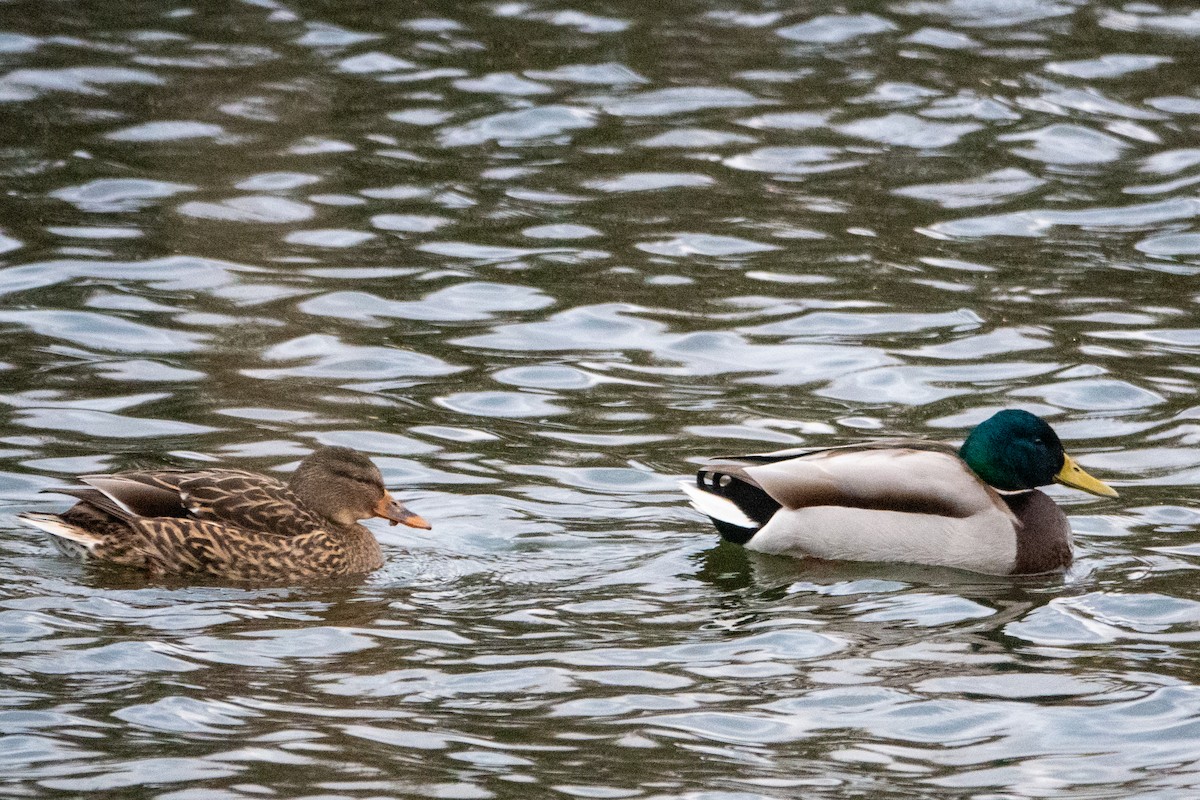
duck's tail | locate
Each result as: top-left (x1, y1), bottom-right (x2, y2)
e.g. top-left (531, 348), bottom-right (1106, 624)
top-left (680, 480), bottom-right (762, 545)
top-left (18, 512), bottom-right (103, 558)
top-left (680, 481), bottom-right (756, 526)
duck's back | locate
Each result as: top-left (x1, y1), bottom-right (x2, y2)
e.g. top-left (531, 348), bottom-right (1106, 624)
top-left (84, 468), bottom-right (325, 536)
top-left (733, 443), bottom-right (998, 518)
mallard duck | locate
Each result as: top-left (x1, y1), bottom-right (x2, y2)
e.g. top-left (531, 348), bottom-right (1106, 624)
top-left (18, 446), bottom-right (431, 581)
top-left (681, 410), bottom-right (1118, 575)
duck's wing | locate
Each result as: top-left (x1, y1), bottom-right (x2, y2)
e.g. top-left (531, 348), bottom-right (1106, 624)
top-left (711, 438), bottom-right (957, 465)
top-left (72, 475), bottom-right (192, 518)
top-left (699, 440), bottom-right (999, 520)
top-left (175, 470), bottom-right (325, 537)
top-left (76, 468), bottom-right (325, 537)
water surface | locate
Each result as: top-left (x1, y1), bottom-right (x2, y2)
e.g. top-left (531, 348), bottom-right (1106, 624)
top-left (2, 1), bottom-right (1200, 798)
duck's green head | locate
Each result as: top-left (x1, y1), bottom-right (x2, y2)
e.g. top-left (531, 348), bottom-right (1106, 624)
top-left (959, 410), bottom-right (1118, 497)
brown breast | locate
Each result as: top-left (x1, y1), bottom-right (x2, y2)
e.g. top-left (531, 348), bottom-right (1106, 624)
top-left (1004, 490), bottom-right (1073, 575)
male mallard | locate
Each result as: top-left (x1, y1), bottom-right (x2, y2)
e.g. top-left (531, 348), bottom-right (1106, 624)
top-left (681, 410), bottom-right (1118, 575)
top-left (19, 446), bottom-right (431, 581)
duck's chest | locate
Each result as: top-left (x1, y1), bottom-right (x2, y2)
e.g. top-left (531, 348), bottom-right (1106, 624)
top-left (1003, 490), bottom-right (1073, 574)
top-left (330, 524), bottom-right (384, 574)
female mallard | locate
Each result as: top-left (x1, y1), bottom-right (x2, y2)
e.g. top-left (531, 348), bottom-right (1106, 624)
top-left (681, 410), bottom-right (1118, 575)
top-left (18, 446), bottom-right (431, 581)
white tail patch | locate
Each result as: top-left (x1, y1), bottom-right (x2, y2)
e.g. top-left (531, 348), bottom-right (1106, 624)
top-left (18, 513), bottom-right (102, 551)
top-left (679, 481), bottom-right (758, 529)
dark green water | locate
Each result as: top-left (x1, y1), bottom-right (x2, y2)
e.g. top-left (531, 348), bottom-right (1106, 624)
top-left (2, 1), bottom-right (1199, 797)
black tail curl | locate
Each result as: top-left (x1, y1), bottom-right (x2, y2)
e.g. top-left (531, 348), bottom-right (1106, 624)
top-left (695, 468), bottom-right (781, 545)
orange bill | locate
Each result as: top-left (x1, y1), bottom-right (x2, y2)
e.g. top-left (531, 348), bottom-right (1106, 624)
top-left (374, 491), bottom-right (432, 529)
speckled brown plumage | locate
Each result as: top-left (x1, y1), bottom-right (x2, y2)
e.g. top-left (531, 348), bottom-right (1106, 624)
top-left (19, 446), bottom-right (431, 582)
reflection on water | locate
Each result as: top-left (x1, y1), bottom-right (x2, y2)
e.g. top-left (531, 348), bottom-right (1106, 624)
top-left (1, 1), bottom-right (1199, 798)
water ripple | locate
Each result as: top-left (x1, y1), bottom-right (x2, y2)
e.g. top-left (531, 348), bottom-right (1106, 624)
top-left (1, 2), bottom-right (1199, 798)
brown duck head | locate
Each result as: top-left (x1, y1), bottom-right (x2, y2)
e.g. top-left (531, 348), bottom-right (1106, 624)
top-left (289, 446), bottom-right (431, 530)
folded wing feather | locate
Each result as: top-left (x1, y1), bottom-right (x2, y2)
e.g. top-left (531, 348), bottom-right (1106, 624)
top-left (75, 469), bottom-right (325, 538)
top-left (734, 446), bottom-right (999, 519)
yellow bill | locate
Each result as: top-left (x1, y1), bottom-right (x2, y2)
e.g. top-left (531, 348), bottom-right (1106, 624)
top-left (1056, 453), bottom-right (1118, 498)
